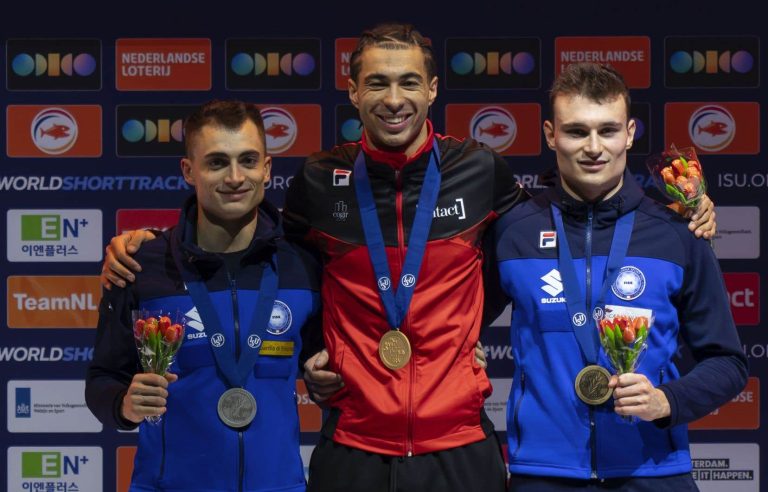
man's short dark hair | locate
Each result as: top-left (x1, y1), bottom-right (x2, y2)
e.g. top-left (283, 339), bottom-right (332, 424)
top-left (549, 63), bottom-right (631, 118)
top-left (184, 100), bottom-right (266, 157)
top-left (349, 22), bottom-right (436, 83)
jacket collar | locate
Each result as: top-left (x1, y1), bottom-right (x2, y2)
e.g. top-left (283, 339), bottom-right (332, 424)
top-left (360, 120), bottom-right (435, 170)
top-left (545, 168), bottom-right (644, 225)
top-left (172, 195), bottom-right (281, 268)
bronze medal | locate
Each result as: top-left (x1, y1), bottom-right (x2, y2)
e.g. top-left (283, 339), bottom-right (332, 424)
top-left (574, 365), bottom-right (612, 405)
top-left (378, 330), bottom-right (411, 370)
top-left (217, 388), bottom-right (257, 428)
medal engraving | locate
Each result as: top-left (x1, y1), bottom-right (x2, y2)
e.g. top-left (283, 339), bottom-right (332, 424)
top-left (378, 330), bottom-right (411, 370)
top-left (217, 388), bottom-right (257, 428)
top-left (574, 365), bottom-right (612, 405)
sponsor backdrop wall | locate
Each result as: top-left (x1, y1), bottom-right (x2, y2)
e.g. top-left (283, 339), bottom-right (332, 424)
top-left (1, 3), bottom-right (764, 491)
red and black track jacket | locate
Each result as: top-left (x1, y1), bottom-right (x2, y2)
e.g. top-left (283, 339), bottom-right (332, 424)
top-left (284, 122), bottom-right (527, 456)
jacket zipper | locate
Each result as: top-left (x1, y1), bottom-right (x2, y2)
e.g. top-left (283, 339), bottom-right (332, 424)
top-left (585, 206), bottom-right (599, 479)
top-left (394, 169), bottom-right (414, 457)
top-left (228, 272), bottom-right (245, 492)
top-left (158, 417), bottom-right (167, 483)
top-left (511, 371), bottom-right (526, 458)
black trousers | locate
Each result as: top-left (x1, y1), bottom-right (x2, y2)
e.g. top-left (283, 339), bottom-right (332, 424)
top-left (508, 473), bottom-right (699, 492)
top-left (307, 411), bottom-right (507, 492)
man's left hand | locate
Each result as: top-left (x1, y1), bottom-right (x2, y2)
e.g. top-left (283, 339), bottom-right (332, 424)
top-left (685, 194), bottom-right (716, 239)
top-left (609, 373), bottom-right (671, 422)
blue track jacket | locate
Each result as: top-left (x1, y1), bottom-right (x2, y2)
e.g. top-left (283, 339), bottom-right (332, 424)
top-left (86, 196), bottom-right (321, 492)
top-left (494, 170), bottom-right (747, 480)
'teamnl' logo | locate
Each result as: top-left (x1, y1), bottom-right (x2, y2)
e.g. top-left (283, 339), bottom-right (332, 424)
top-left (30, 108), bottom-right (78, 155)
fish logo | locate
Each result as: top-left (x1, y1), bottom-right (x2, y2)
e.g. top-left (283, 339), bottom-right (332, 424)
top-left (469, 107), bottom-right (517, 152)
top-left (260, 107), bottom-right (297, 155)
top-left (30, 108), bottom-right (79, 155)
top-left (688, 105), bottom-right (736, 152)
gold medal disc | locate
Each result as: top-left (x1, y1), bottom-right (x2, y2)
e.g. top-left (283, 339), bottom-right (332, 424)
top-left (378, 330), bottom-right (411, 370)
top-left (574, 365), bottom-right (613, 405)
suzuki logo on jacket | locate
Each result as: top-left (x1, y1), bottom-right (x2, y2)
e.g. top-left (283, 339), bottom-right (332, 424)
top-left (433, 198), bottom-right (466, 220)
top-left (540, 269), bottom-right (566, 304)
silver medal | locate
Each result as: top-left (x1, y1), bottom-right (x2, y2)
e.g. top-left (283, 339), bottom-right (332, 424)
top-left (217, 388), bottom-right (257, 428)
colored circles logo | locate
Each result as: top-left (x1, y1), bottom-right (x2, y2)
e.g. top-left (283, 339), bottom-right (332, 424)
top-left (688, 105), bottom-right (735, 152)
top-left (669, 50), bottom-right (754, 74)
top-left (12, 53), bottom-right (97, 77)
top-left (231, 52), bottom-right (316, 76)
top-left (261, 107), bottom-right (297, 154)
top-left (450, 51), bottom-right (535, 75)
top-left (121, 119), bottom-right (184, 143)
top-left (31, 108), bottom-right (79, 155)
top-left (341, 118), bottom-right (363, 142)
top-left (469, 107), bottom-right (517, 152)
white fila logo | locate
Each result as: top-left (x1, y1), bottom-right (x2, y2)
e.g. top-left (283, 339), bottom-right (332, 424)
top-left (540, 231), bottom-right (556, 249)
top-left (540, 269), bottom-right (563, 297)
top-left (333, 169), bottom-right (351, 186)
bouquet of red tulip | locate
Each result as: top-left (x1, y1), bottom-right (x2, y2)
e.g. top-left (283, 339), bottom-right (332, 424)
top-left (597, 313), bottom-right (652, 423)
top-left (646, 145), bottom-right (706, 209)
top-left (597, 314), bottom-right (651, 375)
top-left (131, 309), bottom-right (186, 423)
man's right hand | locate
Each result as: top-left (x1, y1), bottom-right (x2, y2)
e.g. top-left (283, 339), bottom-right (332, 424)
top-left (303, 349), bottom-right (344, 405)
top-left (121, 372), bottom-right (178, 423)
top-left (101, 229), bottom-right (155, 289)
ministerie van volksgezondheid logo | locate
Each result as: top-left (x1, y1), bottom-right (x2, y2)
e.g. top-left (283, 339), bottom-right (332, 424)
top-left (117, 105), bottom-right (197, 157)
top-left (6, 209), bottom-right (102, 262)
top-left (6, 38), bottom-right (101, 91)
top-left (665, 35), bottom-right (759, 88)
top-left (445, 103), bottom-right (540, 156)
top-left (7, 275), bottom-right (101, 328)
top-left (226, 38), bottom-right (321, 90)
top-left (555, 36), bottom-right (651, 88)
top-left (711, 206), bottom-right (760, 260)
top-left (6, 105), bottom-right (102, 157)
top-left (665, 102), bottom-right (759, 154)
top-left (7, 447), bottom-right (102, 492)
top-left (444, 37), bottom-right (540, 89)
top-left (116, 38), bottom-right (211, 91)
top-left (7, 380), bottom-right (102, 432)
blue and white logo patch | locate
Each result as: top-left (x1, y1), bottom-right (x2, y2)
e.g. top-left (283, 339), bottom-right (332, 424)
top-left (210, 333), bottom-right (225, 347)
top-left (612, 266), bottom-right (646, 301)
top-left (267, 300), bottom-right (292, 335)
top-left (247, 334), bottom-right (262, 349)
top-left (572, 312), bottom-right (587, 326)
top-left (401, 274), bottom-right (416, 288)
top-left (378, 276), bottom-right (391, 291)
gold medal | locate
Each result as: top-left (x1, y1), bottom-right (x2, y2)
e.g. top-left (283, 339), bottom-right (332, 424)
top-left (574, 365), bottom-right (612, 405)
top-left (378, 330), bottom-right (411, 370)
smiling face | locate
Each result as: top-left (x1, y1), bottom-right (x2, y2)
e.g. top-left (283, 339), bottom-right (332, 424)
top-left (544, 94), bottom-right (635, 202)
top-left (348, 45), bottom-right (437, 156)
top-left (181, 120), bottom-right (271, 232)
